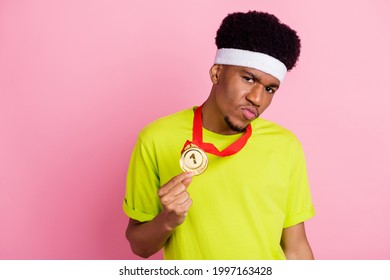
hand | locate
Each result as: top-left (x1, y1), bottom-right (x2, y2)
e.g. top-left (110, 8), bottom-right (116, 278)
top-left (158, 172), bottom-right (194, 231)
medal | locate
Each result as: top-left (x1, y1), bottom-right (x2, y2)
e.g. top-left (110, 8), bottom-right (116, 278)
top-left (180, 105), bottom-right (252, 175)
top-left (180, 144), bottom-right (208, 175)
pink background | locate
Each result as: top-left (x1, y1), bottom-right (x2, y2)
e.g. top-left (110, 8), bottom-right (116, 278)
top-left (1, 0), bottom-right (389, 260)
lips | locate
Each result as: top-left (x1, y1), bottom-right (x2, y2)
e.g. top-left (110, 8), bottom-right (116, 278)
top-left (241, 106), bottom-right (258, 121)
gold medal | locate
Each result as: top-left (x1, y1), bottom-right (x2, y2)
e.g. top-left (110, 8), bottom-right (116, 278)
top-left (180, 144), bottom-right (208, 175)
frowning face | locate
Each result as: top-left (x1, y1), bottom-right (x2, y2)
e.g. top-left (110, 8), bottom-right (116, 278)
top-left (203, 64), bottom-right (280, 135)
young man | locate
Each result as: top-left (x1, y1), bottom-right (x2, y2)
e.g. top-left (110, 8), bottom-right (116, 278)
top-left (123, 11), bottom-right (315, 259)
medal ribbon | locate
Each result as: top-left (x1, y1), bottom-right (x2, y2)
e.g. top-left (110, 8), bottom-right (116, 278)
top-left (181, 105), bottom-right (252, 157)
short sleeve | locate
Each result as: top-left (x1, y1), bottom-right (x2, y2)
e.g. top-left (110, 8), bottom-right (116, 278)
top-left (123, 136), bottom-right (162, 222)
top-left (283, 140), bottom-right (315, 228)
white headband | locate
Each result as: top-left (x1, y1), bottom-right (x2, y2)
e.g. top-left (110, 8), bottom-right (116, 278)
top-left (214, 48), bottom-right (287, 83)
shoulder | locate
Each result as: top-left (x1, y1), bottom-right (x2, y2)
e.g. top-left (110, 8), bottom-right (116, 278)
top-left (138, 107), bottom-right (194, 142)
top-left (251, 118), bottom-right (306, 162)
top-left (253, 118), bottom-right (300, 142)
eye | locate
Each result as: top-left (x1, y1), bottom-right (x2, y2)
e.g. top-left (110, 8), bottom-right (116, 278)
top-left (265, 87), bottom-right (276, 94)
top-left (243, 76), bottom-right (254, 83)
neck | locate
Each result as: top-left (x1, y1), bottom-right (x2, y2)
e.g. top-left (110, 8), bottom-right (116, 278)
top-left (201, 96), bottom-right (240, 135)
top-left (188, 103), bottom-right (253, 157)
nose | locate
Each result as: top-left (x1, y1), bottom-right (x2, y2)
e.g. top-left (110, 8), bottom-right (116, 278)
top-left (246, 84), bottom-right (264, 106)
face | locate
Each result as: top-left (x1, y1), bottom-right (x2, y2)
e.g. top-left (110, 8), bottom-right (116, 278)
top-left (205, 64), bottom-right (280, 134)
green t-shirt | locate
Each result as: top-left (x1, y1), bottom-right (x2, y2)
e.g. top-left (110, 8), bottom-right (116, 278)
top-left (123, 107), bottom-right (315, 259)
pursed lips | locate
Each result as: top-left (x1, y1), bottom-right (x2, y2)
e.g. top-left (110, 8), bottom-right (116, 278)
top-left (241, 106), bottom-right (259, 120)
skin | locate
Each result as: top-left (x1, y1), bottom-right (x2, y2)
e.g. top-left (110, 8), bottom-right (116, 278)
top-left (126, 64), bottom-right (314, 259)
top-left (202, 64), bottom-right (279, 134)
top-left (126, 172), bottom-right (194, 258)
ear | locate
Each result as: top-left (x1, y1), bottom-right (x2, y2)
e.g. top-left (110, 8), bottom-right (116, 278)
top-left (209, 64), bottom-right (222, 84)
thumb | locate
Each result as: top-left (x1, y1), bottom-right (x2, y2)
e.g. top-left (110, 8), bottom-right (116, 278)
top-left (181, 173), bottom-right (194, 187)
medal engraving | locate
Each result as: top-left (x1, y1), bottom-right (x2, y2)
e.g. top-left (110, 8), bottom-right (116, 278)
top-left (180, 145), bottom-right (208, 175)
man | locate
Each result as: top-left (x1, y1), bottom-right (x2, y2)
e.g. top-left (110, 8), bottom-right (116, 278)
top-left (123, 11), bottom-right (315, 259)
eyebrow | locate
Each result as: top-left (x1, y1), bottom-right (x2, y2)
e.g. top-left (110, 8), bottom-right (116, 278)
top-left (242, 69), bottom-right (280, 89)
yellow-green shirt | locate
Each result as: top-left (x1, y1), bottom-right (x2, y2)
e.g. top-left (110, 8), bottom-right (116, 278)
top-left (123, 107), bottom-right (315, 259)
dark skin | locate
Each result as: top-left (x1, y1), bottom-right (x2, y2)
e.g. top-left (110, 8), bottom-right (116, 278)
top-left (126, 172), bottom-right (193, 258)
top-left (126, 64), bottom-right (314, 259)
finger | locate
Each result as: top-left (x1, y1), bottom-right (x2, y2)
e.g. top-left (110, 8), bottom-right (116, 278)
top-left (179, 198), bottom-right (193, 214)
top-left (163, 183), bottom-right (187, 200)
top-left (169, 191), bottom-right (190, 206)
top-left (181, 176), bottom-right (193, 187)
top-left (159, 177), bottom-right (193, 206)
top-left (158, 172), bottom-right (193, 196)
top-left (165, 196), bottom-right (192, 214)
top-left (160, 186), bottom-right (186, 206)
top-left (160, 180), bottom-right (189, 206)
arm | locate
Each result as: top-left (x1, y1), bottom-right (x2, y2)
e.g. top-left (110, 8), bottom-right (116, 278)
top-left (280, 222), bottom-right (314, 260)
top-left (125, 172), bottom-right (193, 258)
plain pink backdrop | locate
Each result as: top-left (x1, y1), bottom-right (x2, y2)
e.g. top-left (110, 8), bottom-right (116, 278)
top-left (1, 0), bottom-right (389, 259)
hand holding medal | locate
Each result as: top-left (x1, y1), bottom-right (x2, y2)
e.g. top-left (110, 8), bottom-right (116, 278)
top-left (157, 172), bottom-right (194, 230)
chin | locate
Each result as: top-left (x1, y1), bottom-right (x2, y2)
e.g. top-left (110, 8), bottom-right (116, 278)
top-left (224, 116), bottom-right (247, 133)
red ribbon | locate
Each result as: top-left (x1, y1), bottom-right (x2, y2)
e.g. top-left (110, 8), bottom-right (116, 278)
top-left (181, 105), bottom-right (252, 157)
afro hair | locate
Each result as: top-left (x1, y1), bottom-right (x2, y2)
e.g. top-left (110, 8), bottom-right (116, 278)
top-left (215, 11), bottom-right (301, 71)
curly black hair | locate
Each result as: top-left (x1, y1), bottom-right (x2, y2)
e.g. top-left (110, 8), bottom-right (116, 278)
top-left (215, 11), bottom-right (301, 71)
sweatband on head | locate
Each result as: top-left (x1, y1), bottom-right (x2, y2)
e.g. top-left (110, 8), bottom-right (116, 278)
top-left (214, 48), bottom-right (287, 83)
